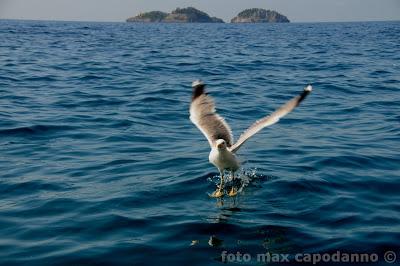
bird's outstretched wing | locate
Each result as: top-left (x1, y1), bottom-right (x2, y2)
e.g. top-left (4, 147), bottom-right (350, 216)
top-left (229, 85), bottom-right (312, 153)
top-left (190, 84), bottom-right (233, 148)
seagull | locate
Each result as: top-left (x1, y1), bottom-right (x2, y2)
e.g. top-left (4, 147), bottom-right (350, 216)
top-left (190, 80), bottom-right (312, 197)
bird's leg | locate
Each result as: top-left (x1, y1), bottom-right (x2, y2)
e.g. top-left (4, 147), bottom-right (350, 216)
top-left (228, 170), bottom-right (238, 197)
top-left (230, 171), bottom-right (235, 181)
top-left (211, 171), bottom-right (224, 198)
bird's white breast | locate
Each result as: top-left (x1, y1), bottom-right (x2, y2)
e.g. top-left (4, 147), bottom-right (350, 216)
top-left (209, 148), bottom-right (240, 172)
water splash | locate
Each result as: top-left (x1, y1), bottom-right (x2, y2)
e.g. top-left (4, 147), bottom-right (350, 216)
top-left (207, 167), bottom-right (270, 196)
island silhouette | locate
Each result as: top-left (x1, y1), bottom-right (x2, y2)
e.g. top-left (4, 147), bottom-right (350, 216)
top-left (127, 7), bottom-right (223, 23)
top-left (126, 7), bottom-right (289, 23)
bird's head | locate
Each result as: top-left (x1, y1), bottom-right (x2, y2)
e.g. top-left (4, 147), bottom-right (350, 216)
top-left (216, 139), bottom-right (227, 150)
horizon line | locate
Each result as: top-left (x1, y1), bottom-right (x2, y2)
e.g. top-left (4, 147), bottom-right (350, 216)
top-left (1, 18), bottom-right (399, 24)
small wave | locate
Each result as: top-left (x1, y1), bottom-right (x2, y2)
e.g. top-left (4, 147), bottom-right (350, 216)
top-left (140, 96), bottom-right (181, 105)
top-left (314, 154), bottom-right (399, 170)
top-left (369, 69), bottom-right (392, 76)
top-left (0, 180), bottom-right (68, 197)
top-left (56, 98), bottom-right (127, 108)
top-left (78, 74), bottom-right (105, 81)
top-left (0, 125), bottom-right (75, 137)
top-left (23, 75), bottom-right (58, 82)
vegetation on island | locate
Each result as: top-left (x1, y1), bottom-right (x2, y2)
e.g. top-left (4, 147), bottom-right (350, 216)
top-left (126, 11), bottom-right (168, 22)
top-left (127, 7), bottom-right (290, 24)
top-left (126, 7), bottom-right (224, 23)
top-left (231, 8), bottom-right (290, 23)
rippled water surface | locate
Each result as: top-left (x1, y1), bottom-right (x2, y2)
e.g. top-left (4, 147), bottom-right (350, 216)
top-left (0, 20), bottom-right (399, 265)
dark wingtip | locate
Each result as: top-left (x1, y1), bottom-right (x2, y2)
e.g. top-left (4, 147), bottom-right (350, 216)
top-left (192, 84), bottom-right (205, 101)
top-left (298, 85), bottom-right (312, 104)
top-left (192, 80), bottom-right (206, 101)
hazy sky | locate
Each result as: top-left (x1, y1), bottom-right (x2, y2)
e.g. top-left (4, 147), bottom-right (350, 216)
top-left (0, 0), bottom-right (399, 22)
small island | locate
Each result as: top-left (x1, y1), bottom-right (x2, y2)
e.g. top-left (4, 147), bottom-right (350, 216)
top-left (126, 11), bottom-right (168, 23)
top-left (127, 7), bottom-right (224, 23)
top-left (231, 8), bottom-right (290, 23)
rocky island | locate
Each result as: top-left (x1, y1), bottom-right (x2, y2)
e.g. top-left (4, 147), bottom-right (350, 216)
top-left (126, 7), bottom-right (224, 23)
top-left (231, 8), bottom-right (290, 23)
top-left (126, 11), bottom-right (168, 23)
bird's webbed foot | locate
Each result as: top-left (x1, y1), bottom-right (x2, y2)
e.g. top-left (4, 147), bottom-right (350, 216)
top-left (210, 172), bottom-right (225, 198)
top-left (210, 188), bottom-right (224, 198)
top-left (228, 187), bottom-right (238, 197)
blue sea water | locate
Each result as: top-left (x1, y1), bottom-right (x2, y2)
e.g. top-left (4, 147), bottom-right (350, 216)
top-left (0, 19), bottom-right (399, 265)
